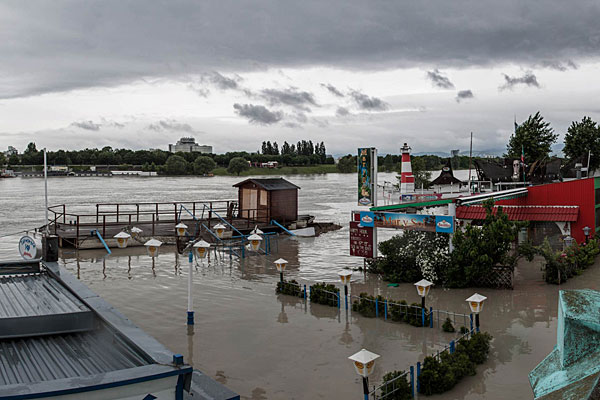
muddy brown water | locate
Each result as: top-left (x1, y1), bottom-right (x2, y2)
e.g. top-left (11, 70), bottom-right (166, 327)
top-left (1, 174), bottom-right (599, 399)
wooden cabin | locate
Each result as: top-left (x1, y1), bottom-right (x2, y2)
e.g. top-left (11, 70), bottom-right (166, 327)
top-left (233, 178), bottom-right (300, 223)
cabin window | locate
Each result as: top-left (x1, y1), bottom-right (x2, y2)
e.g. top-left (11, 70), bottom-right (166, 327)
top-left (260, 190), bottom-right (268, 206)
top-left (596, 188), bottom-right (600, 205)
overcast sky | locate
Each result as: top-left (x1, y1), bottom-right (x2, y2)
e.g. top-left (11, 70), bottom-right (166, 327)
top-left (1, 1), bottom-right (599, 155)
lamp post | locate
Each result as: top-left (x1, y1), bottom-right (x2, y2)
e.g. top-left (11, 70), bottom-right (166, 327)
top-left (466, 293), bottom-right (487, 332)
top-left (131, 226), bottom-right (143, 239)
top-left (274, 258), bottom-right (288, 283)
top-left (349, 349), bottom-right (380, 400)
top-left (564, 235), bottom-right (574, 250)
top-left (193, 240), bottom-right (211, 259)
top-left (113, 231), bottom-right (131, 248)
top-left (414, 279), bottom-right (433, 309)
top-left (339, 270), bottom-right (352, 309)
top-left (213, 223), bottom-right (227, 239)
top-left (175, 223), bottom-right (188, 237)
top-left (187, 240), bottom-right (210, 326)
top-left (144, 239), bottom-right (163, 258)
top-left (583, 226), bottom-right (591, 243)
top-left (247, 234), bottom-right (263, 251)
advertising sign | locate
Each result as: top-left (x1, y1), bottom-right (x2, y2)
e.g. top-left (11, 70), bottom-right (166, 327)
top-left (368, 212), bottom-right (454, 233)
top-left (401, 193), bottom-right (444, 202)
top-left (350, 221), bottom-right (374, 258)
top-left (19, 235), bottom-right (41, 260)
top-left (358, 148), bottom-right (377, 206)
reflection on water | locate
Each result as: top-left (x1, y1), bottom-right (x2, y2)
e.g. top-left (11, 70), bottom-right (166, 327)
top-left (1, 174), bottom-right (599, 399)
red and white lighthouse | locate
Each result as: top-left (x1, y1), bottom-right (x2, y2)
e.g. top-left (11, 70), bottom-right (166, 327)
top-left (400, 143), bottom-right (415, 193)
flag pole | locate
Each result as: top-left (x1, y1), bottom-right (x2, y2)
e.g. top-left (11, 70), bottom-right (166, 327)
top-left (468, 132), bottom-right (473, 194)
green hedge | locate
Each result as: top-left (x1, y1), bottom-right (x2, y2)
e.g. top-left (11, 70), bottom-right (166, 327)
top-left (419, 332), bottom-right (492, 396)
top-left (309, 282), bottom-right (339, 306)
top-left (276, 279), bottom-right (305, 298)
top-left (352, 293), bottom-right (429, 327)
top-left (540, 237), bottom-right (600, 284)
top-left (379, 371), bottom-right (412, 400)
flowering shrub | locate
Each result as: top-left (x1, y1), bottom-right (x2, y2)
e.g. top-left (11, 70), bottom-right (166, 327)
top-left (540, 237), bottom-right (599, 284)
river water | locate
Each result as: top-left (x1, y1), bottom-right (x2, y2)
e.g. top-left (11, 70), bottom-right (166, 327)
top-left (0, 173), bottom-right (598, 399)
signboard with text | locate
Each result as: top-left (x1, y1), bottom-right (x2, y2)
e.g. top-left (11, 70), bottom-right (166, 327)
top-left (360, 211), bottom-right (454, 233)
top-left (350, 221), bottom-right (374, 258)
top-left (358, 148), bottom-right (377, 206)
top-left (400, 193), bottom-right (443, 202)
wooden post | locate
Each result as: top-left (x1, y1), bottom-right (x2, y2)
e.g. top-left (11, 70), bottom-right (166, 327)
top-left (128, 214), bottom-right (132, 225)
top-left (192, 202), bottom-right (196, 218)
top-left (76, 216), bottom-right (80, 249)
top-left (152, 213), bottom-right (155, 236)
top-left (208, 202), bottom-right (213, 228)
top-left (96, 204), bottom-right (99, 224)
top-left (63, 204), bottom-right (66, 223)
top-left (116, 204), bottom-right (119, 223)
top-left (174, 203), bottom-right (178, 223)
top-left (103, 215), bottom-right (106, 237)
top-left (136, 204), bottom-right (139, 222)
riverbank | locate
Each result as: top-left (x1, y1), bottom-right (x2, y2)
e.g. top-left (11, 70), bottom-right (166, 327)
top-left (213, 164), bottom-right (340, 176)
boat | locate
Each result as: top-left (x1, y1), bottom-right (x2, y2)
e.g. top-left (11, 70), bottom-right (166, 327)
top-left (0, 169), bottom-right (16, 178)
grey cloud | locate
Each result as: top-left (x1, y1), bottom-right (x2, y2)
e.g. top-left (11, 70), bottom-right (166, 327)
top-left (71, 121), bottom-right (101, 131)
top-left (148, 120), bottom-right (198, 133)
top-left (336, 107), bottom-right (350, 117)
top-left (188, 84), bottom-right (210, 97)
top-left (3, 1), bottom-right (600, 98)
top-left (455, 90), bottom-right (474, 102)
top-left (426, 69), bottom-right (455, 89)
top-left (499, 71), bottom-right (540, 90)
top-left (203, 72), bottom-right (241, 90)
top-left (321, 83), bottom-right (344, 97)
top-left (260, 87), bottom-right (317, 111)
top-left (349, 90), bottom-right (389, 111)
top-left (540, 60), bottom-right (579, 71)
top-left (233, 103), bottom-right (283, 125)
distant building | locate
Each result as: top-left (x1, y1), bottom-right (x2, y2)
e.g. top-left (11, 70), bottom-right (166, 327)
top-left (168, 137), bottom-right (212, 154)
top-left (4, 146), bottom-right (18, 156)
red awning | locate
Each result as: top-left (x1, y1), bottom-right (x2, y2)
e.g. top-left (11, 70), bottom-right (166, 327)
top-left (456, 205), bottom-right (579, 222)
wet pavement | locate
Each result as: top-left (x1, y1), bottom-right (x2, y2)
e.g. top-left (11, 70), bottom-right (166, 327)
top-left (1, 174), bottom-right (599, 399)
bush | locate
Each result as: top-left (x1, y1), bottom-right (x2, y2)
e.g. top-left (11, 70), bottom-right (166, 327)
top-left (380, 371), bottom-right (412, 400)
top-left (540, 237), bottom-right (600, 284)
top-left (310, 282), bottom-right (339, 306)
top-left (459, 326), bottom-right (469, 334)
top-left (419, 332), bottom-right (491, 395)
top-left (442, 318), bottom-right (455, 333)
top-left (276, 279), bottom-right (304, 298)
top-left (352, 294), bottom-right (429, 326)
top-left (376, 231), bottom-right (450, 283)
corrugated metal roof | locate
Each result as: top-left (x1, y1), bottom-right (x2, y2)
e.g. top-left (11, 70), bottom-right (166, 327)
top-left (0, 273), bottom-right (89, 318)
top-left (456, 205), bottom-right (579, 222)
top-left (0, 327), bottom-right (151, 386)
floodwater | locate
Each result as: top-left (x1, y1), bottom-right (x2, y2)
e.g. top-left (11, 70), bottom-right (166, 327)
top-left (1, 173), bottom-right (599, 399)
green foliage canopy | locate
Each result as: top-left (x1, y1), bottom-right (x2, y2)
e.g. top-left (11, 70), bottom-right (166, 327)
top-left (506, 112), bottom-right (558, 162)
top-left (227, 157), bottom-right (249, 175)
top-left (165, 155), bottom-right (188, 175)
top-left (563, 116), bottom-right (600, 171)
top-left (193, 156), bottom-right (216, 175)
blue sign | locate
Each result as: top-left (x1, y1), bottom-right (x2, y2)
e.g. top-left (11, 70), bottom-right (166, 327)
top-left (359, 211), bottom-right (375, 227)
top-left (434, 215), bottom-right (454, 233)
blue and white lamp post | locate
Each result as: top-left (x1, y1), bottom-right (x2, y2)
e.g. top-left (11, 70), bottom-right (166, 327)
top-left (274, 258), bottom-right (288, 283)
top-left (349, 349), bottom-right (380, 400)
top-left (466, 293), bottom-right (487, 332)
top-left (187, 240), bottom-right (210, 325)
top-left (414, 279), bottom-right (433, 310)
top-left (339, 270), bottom-right (352, 309)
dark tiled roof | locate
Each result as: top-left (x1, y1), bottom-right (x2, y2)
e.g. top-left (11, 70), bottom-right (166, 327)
top-left (233, 178), bottom-right (300, 191)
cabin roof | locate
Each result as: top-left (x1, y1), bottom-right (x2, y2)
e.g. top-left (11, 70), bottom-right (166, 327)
top-left (233, 178), bottom-right (300, 191)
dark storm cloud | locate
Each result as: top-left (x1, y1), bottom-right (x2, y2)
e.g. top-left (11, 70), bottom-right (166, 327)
top-left (336, 107), bottom-right (350, 117)
top-left (499, 72), bottom-right (541, 90)
top-left (426, 69), bottom-right (455, 89)
top-left (321, 83), bottom-right (344, 97)
top-left (349, 90), bottom-right (389, 111)
top-left (70, 121), bottom-right (101, 131)
top-left (233, 103), bottom-right (283, 125)
top-left (147, 120), bottom-right (198, 133)
top-left (260, 87), bottom-right (317, 111)
top-left (539, 60), bottom-right (579, 71)
top-left (2, 1), bottom-right (600, 98)
top-left (455, 90), bottom-right (474, 102)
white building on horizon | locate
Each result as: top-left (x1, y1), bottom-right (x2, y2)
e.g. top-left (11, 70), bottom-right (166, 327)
top-left (168, 137), bottom-right (212, 154)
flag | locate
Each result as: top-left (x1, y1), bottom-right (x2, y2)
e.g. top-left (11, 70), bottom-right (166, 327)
top-left (521, 144), bottom-right (525, 164)
top-left (514, 115), bottom-right (518, 132)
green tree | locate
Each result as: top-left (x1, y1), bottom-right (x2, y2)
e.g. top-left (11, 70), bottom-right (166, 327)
top-left (396, 157), bottom-right (431, 189)
top-left (8, 154), bottom-right (20, 165)
top-left (193, 156), bottom-right (216, 175)
top-left (165, 155), bottom-right (188, 175)
top-left (563, 116), bottom-right (600, 172)
top-left (336, 155), bottom-right (355, 173)
top-left (227, 157), bottom-right (249, 175)
top-left (507, 112), bottom-right (557, 162)
top-left (447, 199), bottom-right (523, 287)
top-left (0, 152), bottom-right (6, 166)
